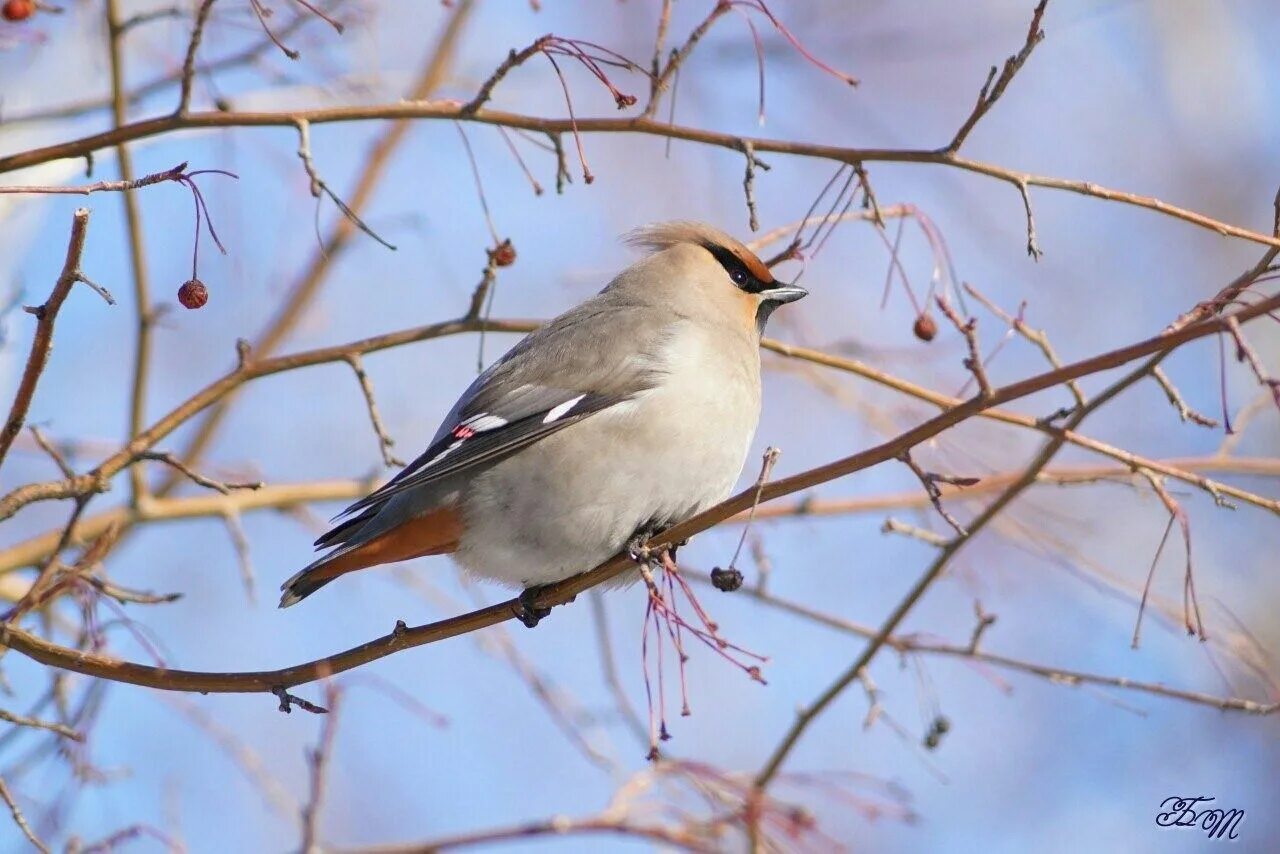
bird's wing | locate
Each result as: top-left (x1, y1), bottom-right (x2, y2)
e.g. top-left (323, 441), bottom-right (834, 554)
top-left (333, 300), bottom-right (672, 520)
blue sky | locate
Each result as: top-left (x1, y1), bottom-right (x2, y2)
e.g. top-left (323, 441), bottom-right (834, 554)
top-left (2, 1), bottom-right (1279, 851)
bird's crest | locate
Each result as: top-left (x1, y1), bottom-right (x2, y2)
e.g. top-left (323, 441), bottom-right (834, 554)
top-left (625, 221), bottom-right (774, 285)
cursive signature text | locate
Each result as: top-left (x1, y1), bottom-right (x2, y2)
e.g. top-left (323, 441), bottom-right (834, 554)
top-left (1157, 796), bottom-right (1244, 841)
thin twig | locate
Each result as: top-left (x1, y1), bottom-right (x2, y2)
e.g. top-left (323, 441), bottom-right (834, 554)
top-left (751, 341), bottom-right (1181, 793)
top-left (1226, 316), bottom-right (1280, 413)
top-left (176, 0), bottom-right (218, 115)
top-left (1015, 178), bottom-right (1043, 258)
top-left (1140, 471), bottom-right (1205, 639)
top-left (935, 296), bottom-right (994, 399)
top-left (740, 139), bottom-right (765, 232)
top-left (106, 0), bottom-right (157, 509)
top-left (249, 0), bottom-right (301, 59)
top-left (26, 426), bottom-right (74, 478)
top-left (1151, 366), bottom-right (1218, 428)
top-left (344, 354), bottom-right (405, 468)
top-left (946, 0), bottom-right (1049, 153)
top-left (0, 776), bottom-right (48, 854)
top-left (0, 708), bottom-right (83, 741)
top-left (294, 119), bottom-right (397, 251)
top-left (154, 6), bottom-right (475, 500)
top-left (0, 161), bottom-right (185, 195)
top-left (963, 282), bottom-right (1084, 407)
top-left (460, 37), bottom-right (551, 115)
top-left (0, 209), bottom-right (95, 471)
top-left (709, 574), bottom-right (1278, 715)
top-left (881, 517), bottom-right (949, 547)
top-left (299, 685), bottom-right (342, 854)
top-left (221, 508), bottom-right (257, 604)
top-left (896, 450), bottom-right (977, 537)
top-left (136, 451), bottom-right (263, 494)
top-left (645, 2), bottom-right (731, 117)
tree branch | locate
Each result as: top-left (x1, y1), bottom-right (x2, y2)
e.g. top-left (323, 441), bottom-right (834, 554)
top-left (0, 209), bottom-right (96, 471)
top-left (2, 110), bottom-right (1277, 251)
top-left (2, 293), bottom-right (1277, 696)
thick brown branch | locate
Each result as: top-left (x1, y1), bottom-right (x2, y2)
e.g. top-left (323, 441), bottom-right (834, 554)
top-left (2, 110), bottom-right (1277, 251)
top-left (1, 294), bottom-right (1277, 695)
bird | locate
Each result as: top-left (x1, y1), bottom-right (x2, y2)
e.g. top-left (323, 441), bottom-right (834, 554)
top-left (279, 221), bottom-right (807, 625)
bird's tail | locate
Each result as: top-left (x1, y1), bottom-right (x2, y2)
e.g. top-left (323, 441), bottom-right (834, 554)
top-left (279, 506), bottom-right (464, 608)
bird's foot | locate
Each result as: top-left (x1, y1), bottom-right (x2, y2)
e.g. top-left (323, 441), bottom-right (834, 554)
top-left (626, 525), bottom-right (687, 564)
top-left (513, 586), bottom-right (553, 629)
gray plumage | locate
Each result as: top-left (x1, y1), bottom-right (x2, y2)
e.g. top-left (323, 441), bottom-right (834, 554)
top-left (280, 222), bottom-right (805, 607)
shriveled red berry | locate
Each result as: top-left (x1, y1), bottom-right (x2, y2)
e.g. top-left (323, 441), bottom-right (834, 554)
top-left (913, 313), bottom-right (937, 342)
top-left (2, 0), bottom-right (34, 21)
top-left (490, 239), bottom-right (517, 268)
top-left (710, 566), bottom-right (744, 592)
top-left (177, 279), bottom-right (208, 309)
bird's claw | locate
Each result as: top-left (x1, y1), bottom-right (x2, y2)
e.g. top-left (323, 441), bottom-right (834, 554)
top-left (627, 526), bottom-right (687, 565)
top-left (514, 586), bottom-right (553, 629)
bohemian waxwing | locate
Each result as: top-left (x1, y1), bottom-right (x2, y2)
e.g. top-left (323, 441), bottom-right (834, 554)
top-left (279, 221), bottom-right (807, 624)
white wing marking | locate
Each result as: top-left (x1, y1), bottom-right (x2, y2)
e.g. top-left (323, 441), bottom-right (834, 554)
top-left (542, 394), bottom-right (586, 424)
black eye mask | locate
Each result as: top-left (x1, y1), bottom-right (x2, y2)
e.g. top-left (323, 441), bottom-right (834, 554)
top-left (702, 243), bottom-right (772, 295)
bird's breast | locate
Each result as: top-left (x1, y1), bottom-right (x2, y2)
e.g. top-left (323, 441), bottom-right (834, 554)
top-left (455, 322), bottom-right (763, 587)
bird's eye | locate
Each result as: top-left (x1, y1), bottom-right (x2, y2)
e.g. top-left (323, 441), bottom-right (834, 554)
top-left (729, 267), bottom-right (749, 287)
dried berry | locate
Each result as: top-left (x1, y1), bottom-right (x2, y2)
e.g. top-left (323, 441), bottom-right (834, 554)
top-left (177, 279), bottom-right (208, 310)
top-left (2, 0), bottom-right (34, 21)
top-left (710, 566), bottom-right (744, 592)
top-left (923, 714), bottom-right (951, 750)
top-left (913, 313), bottom-right (937, 342)
top-left (490, 239), bottom-right (517, 268)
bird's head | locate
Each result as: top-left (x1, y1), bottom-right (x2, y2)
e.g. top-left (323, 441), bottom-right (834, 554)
top-left (619, 221), bottom-right (807, 334)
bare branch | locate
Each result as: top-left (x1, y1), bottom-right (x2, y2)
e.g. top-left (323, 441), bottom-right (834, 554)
top-left (881, 517), bottom-right (949, 547)
top-left (752, 338), bottom-right (1178, 792)
top-left (176, 0), bottom-right (218, 115)
top-left (0, 707), bottom-right (83, 742)
top-left (106, 0), bottom-right (158, 508)
top-left (0, 209), bottom-right (95, 471)
top-left (935, 296), bottom-right (994, 399)
top-left (460, 37), bottom-right (551, 115)
top-left (27, 426), bottom-right (75, 480)
top-left (4, 111), bottom-right (1280, 252)
top-left (740, 139), bottom-right (766, 232)
top-left (294, 119), bottom-right (397, 251)
top-left (709, 574), bottom-right (1278, 715)
top-left (343, 354), bottom-right (405, 468)
top-left (299, 685), bottom-right (342, 853)
top-left (947, 0), bottom-right (1050, 153)
top-left (136, 451), bottom-right (263, 494)
top-left (222, 508), bottom-right (257, 604)
top-left (896, 450), bottom-right (978, 537)
top-left (3, 293), bottom-right (1278, 695)
top-left (1226, 316), bottom-right (1280, 414)
top-left (963, 282), bottom-right (1084, 407)
top-left (0, 776), bottom-right (48, 854)
top-left (1151, 366), bottom-right (1218, 428)
top-left (1015, 178), bottom-right (1043, 258)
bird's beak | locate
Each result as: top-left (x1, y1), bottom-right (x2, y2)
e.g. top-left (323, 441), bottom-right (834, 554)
top-left (759, 284), bottom-right (808, 305)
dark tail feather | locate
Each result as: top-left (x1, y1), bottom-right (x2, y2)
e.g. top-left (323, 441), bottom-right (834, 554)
top-left (315, 506), bottom-right (377, 549)
top-left (278, 566), bottom-right (337, 608)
